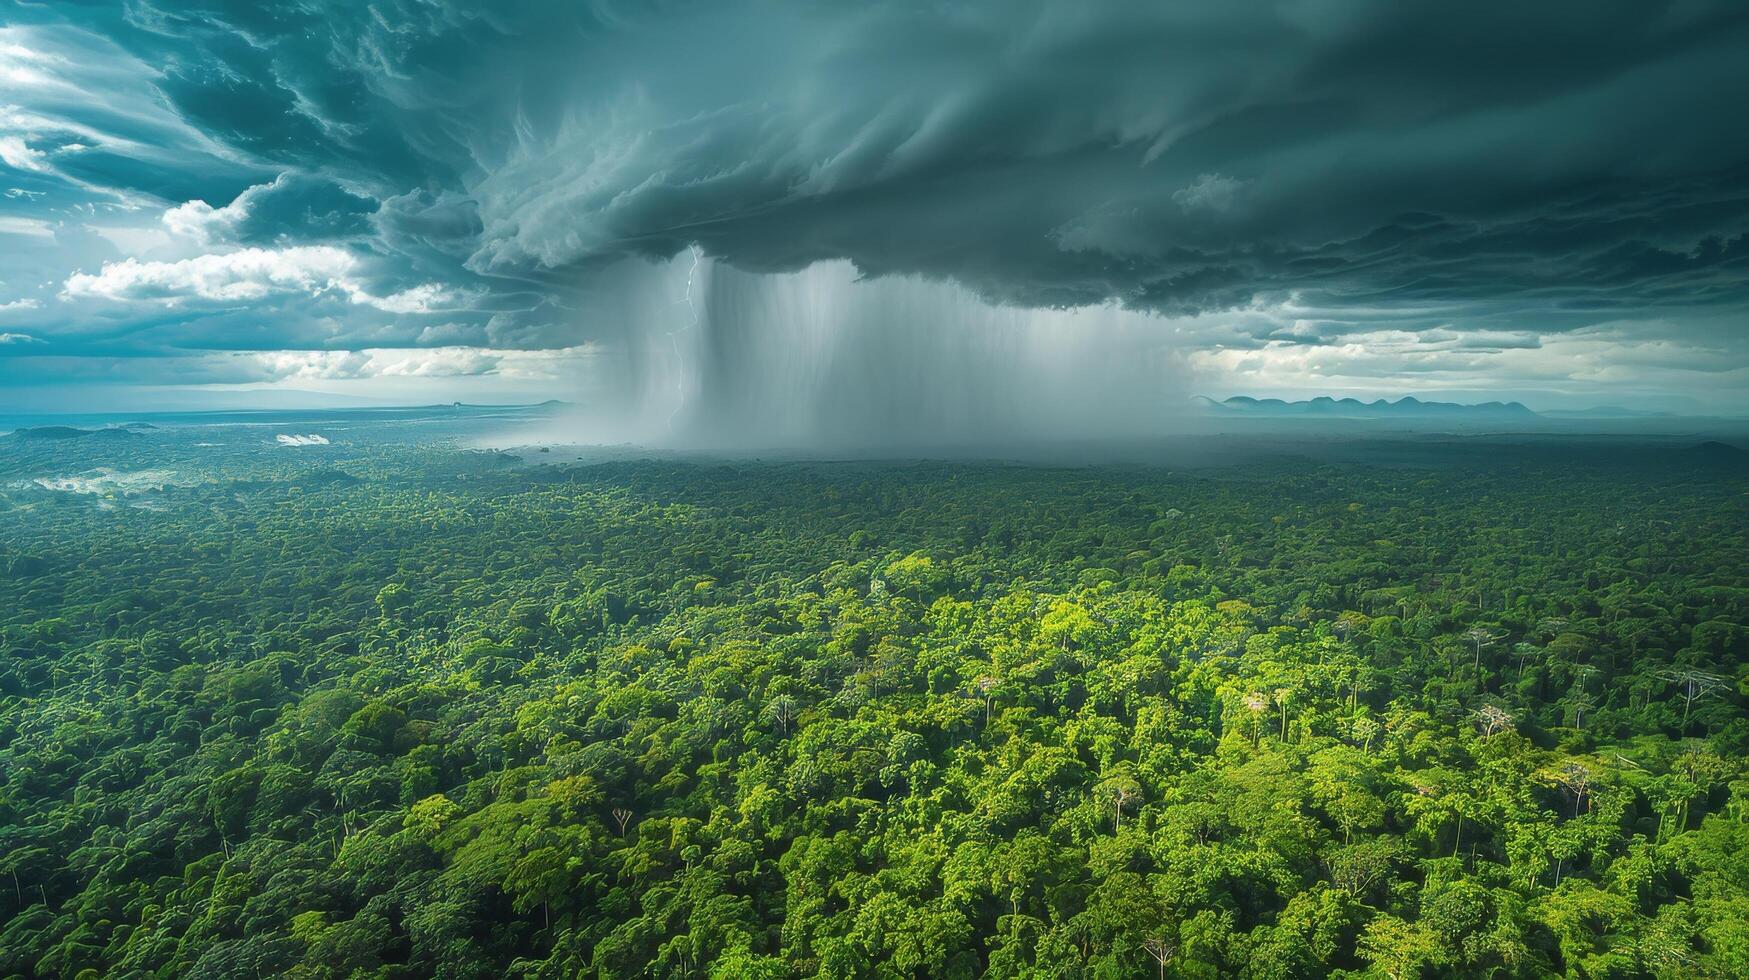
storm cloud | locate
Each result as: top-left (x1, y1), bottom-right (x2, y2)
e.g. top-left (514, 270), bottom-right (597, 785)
top-left (2, 0), bottom-right (1748, 418)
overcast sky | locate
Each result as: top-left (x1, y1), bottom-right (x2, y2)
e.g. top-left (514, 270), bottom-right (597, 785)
top-left (1, 0), bottom-right (1747, 421)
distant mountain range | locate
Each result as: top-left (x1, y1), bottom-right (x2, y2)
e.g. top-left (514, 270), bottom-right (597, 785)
top-left (7, 423), bottom-right (153, 440)
top-left (1199, 395), bottom-right (1540, 420)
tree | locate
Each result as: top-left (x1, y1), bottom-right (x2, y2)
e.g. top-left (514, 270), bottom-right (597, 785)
top-left (1327, 839), bottom-right (1401, 899)
top-left (1244, 691), bottom-right (1269, 745)
top-left (1096, 775), bottom-right (1142, 832)
top-left (1359, 915), bottom-right (1445, 979)
top-left (1512, 641), bottom-right (1542, 678)
top-left (974, 674), bottom-right (1001, 728)
top-left (1141, 937), bottom-right (1177, 980)
top-left (405, 794), bottom-right (461, 836)
top-left (762, 694), bottom-right (799, 736)
top-left (1476, 703), bottom-right (1515, 738)
top-left (1554, 763), bottom-right (1592, 817)
top-left (1536, 617), bottom-right (1570, 638)
top-left (1463, 626), bottom-right (1505, 670)
top-left (1660, 668), bottom-right (1728, 733)
top-left (375, 583), bottom-right (413, 620)
top-left (505, 846), bottom-right (574, 928)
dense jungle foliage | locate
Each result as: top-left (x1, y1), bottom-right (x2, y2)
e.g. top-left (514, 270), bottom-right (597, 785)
top-left (1, 428), bottom-right (1747, 978)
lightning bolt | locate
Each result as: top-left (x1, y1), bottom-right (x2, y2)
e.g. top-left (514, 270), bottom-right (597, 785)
top-left (665, 244), bottom-right (704, 434)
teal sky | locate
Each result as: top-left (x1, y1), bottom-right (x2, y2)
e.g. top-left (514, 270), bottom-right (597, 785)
top-left (1, 1), bottom-right (1747, 419)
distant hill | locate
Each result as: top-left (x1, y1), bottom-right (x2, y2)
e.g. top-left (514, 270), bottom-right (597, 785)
top-left (1205, 395), bottom-right (1541, 421)
top-left (1684, 440), bottom-right (1748, 465)
top-left (10, 426), bottom-right (93, 440)
top-left (9, 425), bottom-right (144, 441)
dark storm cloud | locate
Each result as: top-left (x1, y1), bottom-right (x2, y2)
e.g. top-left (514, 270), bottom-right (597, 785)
top-left (4, 0), bottom-right (1749, 419)
top-left (372, 190), bottom-right (484, 260)
top-left (12, 0), bottom-right (1744, 326)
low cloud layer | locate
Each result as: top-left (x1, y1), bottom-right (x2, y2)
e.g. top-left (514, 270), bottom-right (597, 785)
top-left (1, 1), bottom-right (1748, 419)
top-left (64, 247), bottom-right (462, 313)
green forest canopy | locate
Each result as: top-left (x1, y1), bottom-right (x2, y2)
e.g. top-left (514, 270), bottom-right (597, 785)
top-left (1, 442), bottom-right (1746, 978)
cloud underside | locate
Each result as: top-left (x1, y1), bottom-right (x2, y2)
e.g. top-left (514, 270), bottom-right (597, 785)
top-left (2, 1), bottom-right (1749, 407)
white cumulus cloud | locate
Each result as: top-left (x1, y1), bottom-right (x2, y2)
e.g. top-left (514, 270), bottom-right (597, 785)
top-left (218, 345), bottom-right (594, 384)
top-left (355, 282), bottom-right (460, 315)
top-left (65, 246), bottom-right (357, 303)
top-left (161, 198), bottom-right (243, 243)
top-left (62, 246), bottom-right (463, 313)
